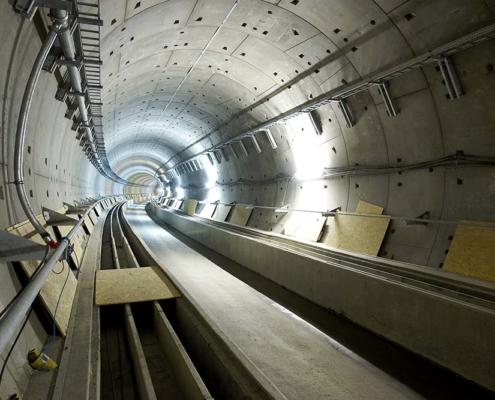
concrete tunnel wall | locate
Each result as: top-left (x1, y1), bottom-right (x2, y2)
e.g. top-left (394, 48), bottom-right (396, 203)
top-left (1, 0), bottom-right (495, 396)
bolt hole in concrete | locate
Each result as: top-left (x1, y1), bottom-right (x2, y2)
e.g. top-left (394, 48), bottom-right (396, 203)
top-left (404, 12), bottom-right (416, 21)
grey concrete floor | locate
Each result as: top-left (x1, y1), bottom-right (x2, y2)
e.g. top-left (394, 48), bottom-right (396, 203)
top-left (125, 203), bottom-right (422, 400)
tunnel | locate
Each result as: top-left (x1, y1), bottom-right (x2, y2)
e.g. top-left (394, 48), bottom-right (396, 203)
top-left (1, 0), bottom-right (495, 399)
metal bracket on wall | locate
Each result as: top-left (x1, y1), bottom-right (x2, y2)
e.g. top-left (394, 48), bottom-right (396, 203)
top-left (322, 206), bottom-right (342, 217)
top-left (436, 57), bottom-right (463, 100)
top-left (229, 144), bottom-right (238, 159)
top-left (220, 147), bottom-right (230, 162)
top-left (0, 231), bottom-right (47, 262)
top-left (406, 211), bottom-right (430, 225)
top-left (64, 201), bottom-right (88, 214)
top-left (376, 82), bottom-right (399, 116)
top-left (336, 99), bottom-right (354, 128)
top-left (42, 207), bottom-right (78, 226)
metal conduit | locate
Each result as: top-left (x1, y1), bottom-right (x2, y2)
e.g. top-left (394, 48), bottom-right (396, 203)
top-left (51, 8), bottom-right (98, 156)
top-left (0, 197), bottom-right (117, 355)
top-left (13, 28), bottom-right (58, 244)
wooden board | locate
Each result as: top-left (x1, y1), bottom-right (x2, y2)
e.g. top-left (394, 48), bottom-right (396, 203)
top-left (183, 199), bottom-right (198, 216)
top-left (284, 212), bottom-right (326, 242)
top-left (95, 266), bottom-right (180, 306)
top-left (324, 213), bottom-right (390, 256)
top-left (443, 221), bottom-right (495, 282)
top-left (54, 225), bottom-right (84, 266)
top-left (212, 204), bottom-right (232, 222)
top-left (7, 220), bottom-right (77, 336)
top-left (355, 201), bottom-right (383, 215)
top-left (84, 215), bottom-right (94, 234)
top-left (230, 206), bottom-right (253, 226)
top-left (198, 203), bottom-right (216, 218)
top-left (88, 209), bottom-right (98, 226)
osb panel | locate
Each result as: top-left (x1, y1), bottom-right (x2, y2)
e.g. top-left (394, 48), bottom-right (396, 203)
top-left (84, 215), bottom-right (94, 234)
top-left (198, 203), bottom-right (216, 218)
top-left (95, 266), bottom-right (180, 306)
top-left (5, 214), bottom-right (45, 237)
top-left (284, 212), bottom-right (327, 242)
top-left (324, 213), bottom-right (390, 256)
top-left (443, 221), bottom-right (495, 282)
top-left (212, 204), bottom-right (232, 222)
top-left (7, 221), bottom-right (77, 336)
top-left (355, 201), bottom-right (384, 215)
top-left (55, 225), bottom-right (84, 265)
top-left (184, 199), bottom-right (198, 216)
top-left (88, 210), bottom-right (98, 226)
top-left (230, 206), bottom-right (253, 226)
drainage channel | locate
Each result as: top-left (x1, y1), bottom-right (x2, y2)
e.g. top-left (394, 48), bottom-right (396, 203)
top-left (99, 203), bottom-right (212, 400)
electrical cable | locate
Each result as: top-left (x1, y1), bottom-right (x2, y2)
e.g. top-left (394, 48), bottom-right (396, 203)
top-left (0, 302), bottom-right (36, 389)
top-left (43, 237), bottom-right (73, 352)
top-left (181, 153), bottom-right (495, 191)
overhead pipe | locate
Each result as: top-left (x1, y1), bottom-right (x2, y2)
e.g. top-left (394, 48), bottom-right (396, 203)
top-left (14, 27), bottom-right (58, 244)
top-left (50, 8), bottom-right (98, 157)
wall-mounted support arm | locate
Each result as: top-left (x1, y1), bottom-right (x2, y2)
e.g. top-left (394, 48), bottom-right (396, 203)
top-left (376, 82), bottom-right (399, 117)
top-left (337, 99), bottom-right (354, 128)
top-left (436, 57), bottom-right (463, 99)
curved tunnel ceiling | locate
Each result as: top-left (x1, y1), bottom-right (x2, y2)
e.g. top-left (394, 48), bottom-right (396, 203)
top-left (98, 0), bottom-right (495, 193)
top-left (100, 0), bottom-right (421, 184)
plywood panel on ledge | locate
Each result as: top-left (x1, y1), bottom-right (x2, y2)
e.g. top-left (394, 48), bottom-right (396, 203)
top-left (212, 204), bottom-right (232, 222)
top-left (443, 221), bottom-right (495, 283)
top-left (355, 200), bottom-right (384, 215)
top-left (323, 213), bottom-right (390, 256)
top-left (183, 199), bottom-right (198, 216)
top-left (284, 212), bottom-right (327, 242)
top-left (84, 215), bottom-right (94, 234)
top-left (198, 203), bottom-right (217, 218)
top-left (54, 225), bottom-right (84, 267)
top-left (7, 219), bottom-right (77, 336)
top-left (95, 266), bottom-right (180, 306)
top-left (230, 206), bottom-right (253, 226)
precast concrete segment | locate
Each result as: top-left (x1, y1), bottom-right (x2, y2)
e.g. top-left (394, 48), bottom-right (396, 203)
top-left (150, 204), bottom-right (495, 393)
top-left (125, 203), bottom-right (422, 400)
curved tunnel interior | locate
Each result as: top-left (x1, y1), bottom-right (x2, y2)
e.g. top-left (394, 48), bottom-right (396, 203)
top-left (96, 0), bottom-right (495, 267)
top-left (1, 0), bottom-right (495, 398)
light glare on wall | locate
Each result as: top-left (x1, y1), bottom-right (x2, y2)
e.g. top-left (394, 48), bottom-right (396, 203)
top-left (290, 113), bottom-right (325, 180)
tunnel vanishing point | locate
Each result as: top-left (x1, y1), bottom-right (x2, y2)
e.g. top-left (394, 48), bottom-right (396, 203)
top-left (1, 1), bottom-right (495, 399)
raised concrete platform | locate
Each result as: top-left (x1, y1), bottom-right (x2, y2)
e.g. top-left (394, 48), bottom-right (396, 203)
top-left (125, 203), bottom-right (425, 399)
top-left (147, 203), bottom-right (495, 394)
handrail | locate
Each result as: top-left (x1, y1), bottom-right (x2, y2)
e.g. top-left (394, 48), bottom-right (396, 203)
top-left (156, 198), bottom-right (495, 229)
top-left (0, 196), bottom-right (123, 355)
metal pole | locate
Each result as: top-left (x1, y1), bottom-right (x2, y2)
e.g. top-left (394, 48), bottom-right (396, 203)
top-left (13, 28), bottom-right (58, 245)
top-left (0, 197), bottom-right (115, 355)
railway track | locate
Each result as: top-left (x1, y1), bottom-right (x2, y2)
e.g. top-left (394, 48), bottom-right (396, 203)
top-left (99, 202), bottom-right (283, 400)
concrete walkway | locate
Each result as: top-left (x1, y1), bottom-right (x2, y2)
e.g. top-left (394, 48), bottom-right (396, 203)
top-left (126, 204), bottom-right (422, 400)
